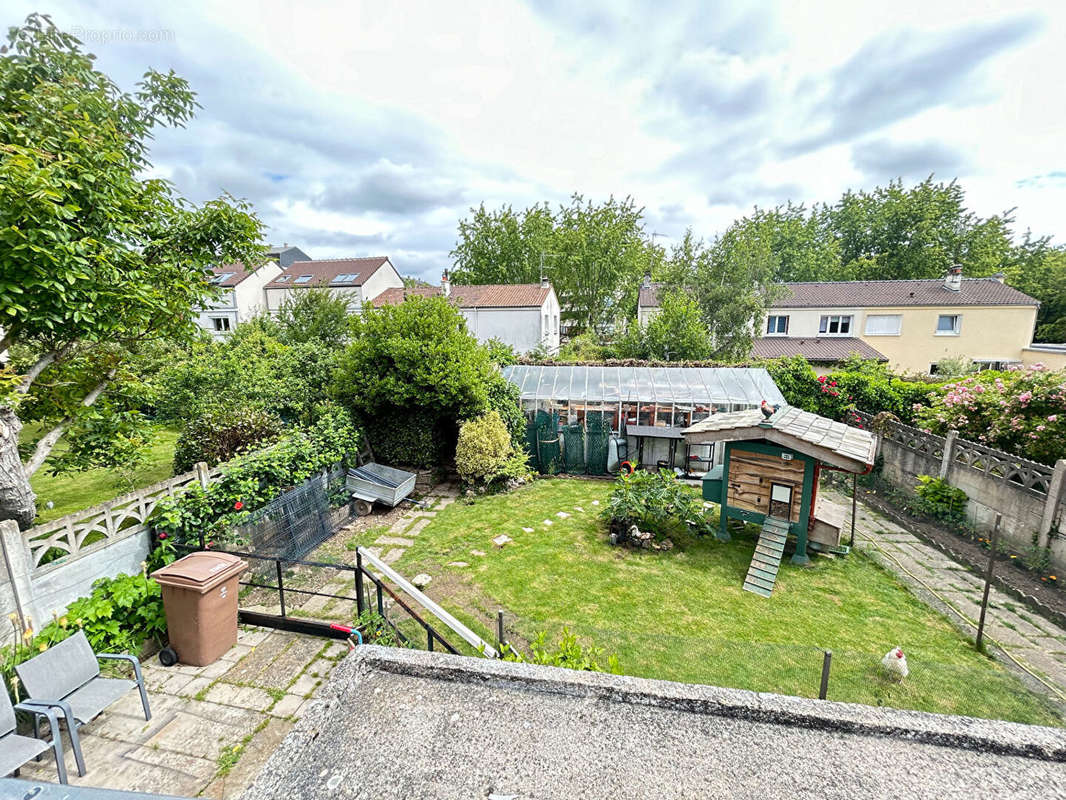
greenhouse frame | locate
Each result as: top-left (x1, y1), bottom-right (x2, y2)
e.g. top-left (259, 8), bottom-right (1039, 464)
top-left (502, 365), bottom-right (786, 430)
top-left (501, 365), bottom-right (788, 474)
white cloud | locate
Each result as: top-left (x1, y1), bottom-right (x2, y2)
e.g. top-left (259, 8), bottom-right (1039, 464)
top-left (3, 0), bottom-right (1064, 278)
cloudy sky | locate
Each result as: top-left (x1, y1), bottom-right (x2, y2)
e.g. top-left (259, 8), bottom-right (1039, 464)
top-left (4, 0), bottom-right (1065, 280)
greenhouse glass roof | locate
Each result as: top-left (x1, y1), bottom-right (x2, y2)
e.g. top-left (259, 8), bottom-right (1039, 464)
top-left (501, 365), bottom-right (785, 407)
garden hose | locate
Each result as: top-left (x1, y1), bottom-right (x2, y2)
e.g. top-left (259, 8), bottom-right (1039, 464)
top-left (854, 526), bottom-right (1066, 704)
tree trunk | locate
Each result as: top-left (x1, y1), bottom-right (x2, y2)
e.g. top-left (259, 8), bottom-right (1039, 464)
top-left (0, 406), bottom-right (36, 529)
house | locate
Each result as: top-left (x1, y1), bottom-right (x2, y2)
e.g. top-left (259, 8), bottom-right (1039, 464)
top-left (639, 269), bottom-right (1044, 373)
top-left (196, 261), bottom-right (282, 338)
top-left (766, 269), bottom-right (1041, 373)
top-left (264, 256), bottom-right (404, 315)
top-left (373, 272), bottom-right (561, 354)
top-left (266, 244), bottom-right (311, 268)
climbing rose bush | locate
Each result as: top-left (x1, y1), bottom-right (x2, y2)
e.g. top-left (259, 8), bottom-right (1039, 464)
top-left (915, 367), bottom-right (1066, 464)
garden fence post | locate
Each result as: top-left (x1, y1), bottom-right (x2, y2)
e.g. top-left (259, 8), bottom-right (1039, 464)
top-left (195, 461), bottom-right (211, 490)
top-left (819, 650), bottom-right (832, 700)
top-left (938, 431), bottom-right (957, 480)
top-left (496, 609), bottom-right (506, 654)
top-left (976, 515), bottom-right (1001, 652)
top-left (1038, 459), bottom-right (1066, 550)
top-left (0, 519), bottom-right (39, 635)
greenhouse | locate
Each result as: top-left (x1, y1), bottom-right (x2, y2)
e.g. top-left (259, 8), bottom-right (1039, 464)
top-left (501, 365), bottom-right (787, 474)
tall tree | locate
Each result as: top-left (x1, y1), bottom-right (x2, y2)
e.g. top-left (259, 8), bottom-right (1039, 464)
top-left (0, 15), bottom-right (263, 526)
top-left (615, 290), bottom-right (712, 361)
top-left (826, 178), bottom-right (1014, 280)
top-left (450, 194), bottom-right (654, 333)
top-left (659, 230), bottom-right (778, 361)
top-left (1004, 233), bottom-right (1066, 342)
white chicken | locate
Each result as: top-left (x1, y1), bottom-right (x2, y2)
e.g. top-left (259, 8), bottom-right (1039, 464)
top-left (881, 646), bottom-right (909, 680)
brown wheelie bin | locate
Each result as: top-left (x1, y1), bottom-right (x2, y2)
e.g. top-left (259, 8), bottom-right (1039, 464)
top-left (152, 552), bottom-right (247, 667)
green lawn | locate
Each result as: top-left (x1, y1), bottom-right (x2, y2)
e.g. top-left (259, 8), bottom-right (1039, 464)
top-left (385, 478), bottom-right (1062, 726)
top-left (25, 426), bottom-right (181, 524)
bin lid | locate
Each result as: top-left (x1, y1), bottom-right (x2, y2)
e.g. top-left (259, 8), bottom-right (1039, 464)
top-left (151, 551), bottom-right (247, 594)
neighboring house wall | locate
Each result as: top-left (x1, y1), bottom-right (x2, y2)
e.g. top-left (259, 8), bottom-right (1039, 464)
top-left (762, 305), bottom-right (1038, 373)
top-left (195, 262), bottom-right (282, 338)
top-left (197, 290), bottom-right (239, 339)
top-left (360, 262), bottom-right (404, 306)
top-left (637, 304), bottom-right (659, 326)
top-left (1022, 346), bottom-right (1066, 371)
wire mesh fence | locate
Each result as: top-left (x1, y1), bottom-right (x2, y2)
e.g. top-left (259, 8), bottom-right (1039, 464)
top-left (230, 468), bottom-right (349, 571)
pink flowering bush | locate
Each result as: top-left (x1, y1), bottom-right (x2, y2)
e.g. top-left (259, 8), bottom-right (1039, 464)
top-left (915, 367), bottom-right (1066, 464)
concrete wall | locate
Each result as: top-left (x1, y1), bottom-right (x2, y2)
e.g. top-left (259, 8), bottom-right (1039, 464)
top-left (874, 431), bottom-right (1066, 572)
top-left (763, 304), bottom-right (1038, 373)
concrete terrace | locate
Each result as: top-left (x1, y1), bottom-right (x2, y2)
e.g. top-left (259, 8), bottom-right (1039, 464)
top-left (243, 646), bottom-right (1066, 800)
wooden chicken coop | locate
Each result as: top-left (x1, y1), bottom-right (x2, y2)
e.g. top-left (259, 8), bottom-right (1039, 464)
top-left (682, 406), bottom-right (876, 596)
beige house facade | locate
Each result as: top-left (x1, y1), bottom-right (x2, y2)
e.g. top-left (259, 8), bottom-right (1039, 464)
top-left (638, 271), bottom-right (1046, 374)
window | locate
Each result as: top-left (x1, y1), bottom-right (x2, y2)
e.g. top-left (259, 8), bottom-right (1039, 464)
top-left (210, 272), bottom-right (235, 285)
top-left (331, 273), bottom-right (358, 284)
top-left (936, 314), bottom-right (961, 335)
top-left (818, 315), bottom-right (852, 335)
top-left (864, 314), bottom-right (902, 336)
top-left (766, 315), bottom-right (789, 335)
top-left (543, 313), bottom-right (549, 335)
top-left (552, 315), bottom-right (558, 335)
top-left (211, 317), bottom-right (230, 332)
top-left (275, 275), bottom-right (291, 283)
top-left (294, 274), bottom-right (313, 284)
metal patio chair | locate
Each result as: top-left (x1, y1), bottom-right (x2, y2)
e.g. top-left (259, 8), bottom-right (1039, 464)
top-left (15, 631), bottom-right (151, 777)
top-left (0, 685), bottom-right (68, 784)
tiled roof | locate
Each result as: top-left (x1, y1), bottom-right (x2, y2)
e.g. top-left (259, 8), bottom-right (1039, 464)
top-left (638, 283), bottom-right (662, 308)
top-left (751, 337), bottom-right (887, 362)
top-left (209, 263), bottom-right (255, 288)
top-left (774, 278), bottom-right (1037, 308)
top-left (683, 405), bottom-right (876, 468)
top-left (266, 257), bottom-right (391, 288)
top-left (373, 283), bottom-right (552, 309)
top-left (639, 278), bottom-right (1037, 309)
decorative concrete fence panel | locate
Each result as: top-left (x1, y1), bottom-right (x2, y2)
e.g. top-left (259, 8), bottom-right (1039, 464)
top-left (0, 462), bottom-right (220, 646)
top-left (852, 412), bottom-right (1066, 571)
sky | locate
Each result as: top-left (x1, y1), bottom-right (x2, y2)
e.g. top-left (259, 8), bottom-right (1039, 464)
top-left (3, 0), bottom-right (1065, 281)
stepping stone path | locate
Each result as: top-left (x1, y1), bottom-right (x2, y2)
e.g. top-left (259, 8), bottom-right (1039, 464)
top-left (412, 573), bottom-right (432, 589)
top-left (574, 506), bottom-right (585, 512)
top-left (355, 485), bottom-right (460, 576)
top-left (493, 534), bottom-right (512, 547)
top-left (542, 519), bottom-right (553, 526)
top-left (471, 549), bottom-right (486, 556)
top-left (591, 500), bottom-right (600, 506)
top-left (556, 511), bottom-right (570, 519)
top-left (522, 527), bottom-right (534, 533)
top-left (447, 561), bottom-right (469, 568)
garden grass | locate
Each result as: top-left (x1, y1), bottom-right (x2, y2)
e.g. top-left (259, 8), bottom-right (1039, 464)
top-left (24, 425), bottom-right (181, 524)
top-left (395, 478), bottom-right (1063, 726)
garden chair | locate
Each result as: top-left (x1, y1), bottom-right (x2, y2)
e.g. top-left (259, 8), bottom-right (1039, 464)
top-left (0, 684), bottom-right (68, 784)
top-left (15, 631), bottom-right (151, 777)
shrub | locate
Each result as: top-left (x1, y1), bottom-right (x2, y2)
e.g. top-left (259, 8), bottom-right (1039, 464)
top-left (602, 470), bottom-right (711, 543)
top-left (502, 628), bottom-right (620, 673)
top-left (151, 405), bottom-right (361, 548)
top-left (363, 413), bottom-right (447, 469)
top-left (456, 411), bottom-right (512, 485)
top-left (484, 374), bottom-right (526, 451)
top-left (914, 475), bottom-right (968, 523)
top-left (915, 367), bottom-right (1066, 464)
top-left (173, 407), bottom-right (283, 472)
top-left (3, 570), bottom-right (167, 699)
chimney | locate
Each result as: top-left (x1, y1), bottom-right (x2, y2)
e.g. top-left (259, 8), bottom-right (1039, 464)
top-left (642, 273), bottom-right (651, 289)
top-left (541, 274), bottom-right (549, 289)
top-left (441, 269), bottom-right (451, 297)
top-left (944, 264), bottom-right (962, 292)
top-left (992, 272), bottom-right (1006, 284)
